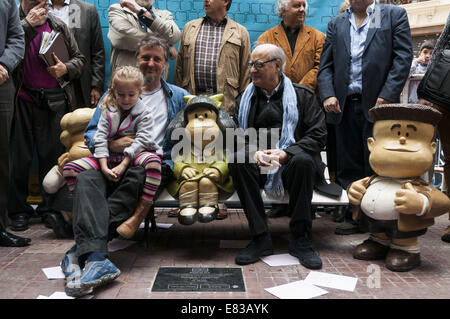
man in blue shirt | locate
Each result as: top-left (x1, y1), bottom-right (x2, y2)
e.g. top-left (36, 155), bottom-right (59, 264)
top-left (318, 0), bottom-right (413, 234)
top-left (61, 36), bottom-right (188, 297)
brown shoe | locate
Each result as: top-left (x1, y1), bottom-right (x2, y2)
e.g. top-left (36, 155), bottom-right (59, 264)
top-left (167, 208), bottom-right (179, 218)
top-left (353, 239), bottom-right (390, 260)
top-left (117, 199), bottom-right (152, 239)
top-left (385, 249), bottom-right (421, 272)
top-left (216, 207), bottom-right (228, 220)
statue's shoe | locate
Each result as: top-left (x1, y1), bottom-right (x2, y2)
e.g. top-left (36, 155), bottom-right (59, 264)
top-left (178, 205), bottom-right (198, 226)
top-left (385, 249), bottom-right (420, 272)
top-left (198, 204), bottom-right (218, 223)
top-left (353, 239), bottom-right (390, 260)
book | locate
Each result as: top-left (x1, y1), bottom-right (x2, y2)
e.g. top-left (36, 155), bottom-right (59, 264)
top-left (39, 31), bottom-right (69, 88)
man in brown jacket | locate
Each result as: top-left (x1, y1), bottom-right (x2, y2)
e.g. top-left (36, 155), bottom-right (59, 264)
top-left (257, 0), bottom-right (325, 91)
top-left (175, 0), bottom-right (251, 115)
top-left (9, 0), bottom-right (85, 231)
top-left (175, 0), bottom-right (251, 219)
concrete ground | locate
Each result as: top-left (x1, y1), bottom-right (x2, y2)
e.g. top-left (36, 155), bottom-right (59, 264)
top-left (0, 208), bottom-right (449, 300)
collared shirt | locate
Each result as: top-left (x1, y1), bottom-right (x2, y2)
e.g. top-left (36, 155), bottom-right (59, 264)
top-left (281, 21), bottom-right (301, 56)
top-left (48, 0), bottom-right (71, 26)
top-left (194, 15), bottom-right (228, 93)
top-left (347, 1), bottom-right (376, 95)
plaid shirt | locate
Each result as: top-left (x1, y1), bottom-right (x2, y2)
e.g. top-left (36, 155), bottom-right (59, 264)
top-left (194, 16), bottom-right (228, 93)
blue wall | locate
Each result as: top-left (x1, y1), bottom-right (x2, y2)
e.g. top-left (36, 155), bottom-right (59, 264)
top-left (21, 0), bottom-right (345, 84)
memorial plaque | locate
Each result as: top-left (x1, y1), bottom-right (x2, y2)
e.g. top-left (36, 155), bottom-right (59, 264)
top-left (152, 267), bottom-right (245, 292)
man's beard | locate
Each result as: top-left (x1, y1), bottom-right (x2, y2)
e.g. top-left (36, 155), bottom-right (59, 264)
top-left (135, 0), bottom-right (154, 8)
top-left (144, 74), bottom-right (157, 85)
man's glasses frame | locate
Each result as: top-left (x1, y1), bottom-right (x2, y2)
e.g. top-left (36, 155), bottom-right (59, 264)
top-left (247, 58), bottom-right (277, 70)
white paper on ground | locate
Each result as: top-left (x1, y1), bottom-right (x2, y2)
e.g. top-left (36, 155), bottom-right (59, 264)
top-left (304, 271), bottom-right (358, 292)
top-left (42, 266), bottom-right (65, 279)
top-left (37, 295), bottom-right (49, 299)
top-left (108, 238), bottom-right (137, 252)
top-left (139, 222), bottom-right (173, 229)
top-left (48, 292), bottom-right (75, 299)
top-left (260, 254), bottom-right (300, 266)
top-left (219, 240), bottom-right (248, 249)
top-left (265, 280), bottom-right (328, 299)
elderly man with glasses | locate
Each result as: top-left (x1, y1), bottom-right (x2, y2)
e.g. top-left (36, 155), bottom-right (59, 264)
top-left (229, 43), bottom-right (327, 269)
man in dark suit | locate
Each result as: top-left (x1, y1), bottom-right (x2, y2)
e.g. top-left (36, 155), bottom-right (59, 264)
top-left (317, 0), bottom-right (413, 234)
top-left (48, 0), bottom-right (105, 108)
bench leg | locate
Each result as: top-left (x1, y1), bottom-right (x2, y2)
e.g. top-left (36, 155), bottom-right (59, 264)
top-left (143, 205), bottom-right (157, 249)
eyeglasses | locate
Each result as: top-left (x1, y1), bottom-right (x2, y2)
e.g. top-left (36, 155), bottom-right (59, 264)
top-left (247, 58), bottom-right (276, 70)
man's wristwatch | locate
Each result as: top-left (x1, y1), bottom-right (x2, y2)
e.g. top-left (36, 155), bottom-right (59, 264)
top-left (137, 7), bottom-right (148, 17)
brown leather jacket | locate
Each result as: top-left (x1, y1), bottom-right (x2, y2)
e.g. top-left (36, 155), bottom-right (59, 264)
top-left (351, 175), bottom-right (450, 232)
top-left (175, 17), bottom-right (251, 114)
top-left (258, 23), bottom-right (325, 91)
top-left (13, 7), bottom-right (86, 110)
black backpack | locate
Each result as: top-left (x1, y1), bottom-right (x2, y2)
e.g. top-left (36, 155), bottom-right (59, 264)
top-left (418, 15), bottom-right (450, 110)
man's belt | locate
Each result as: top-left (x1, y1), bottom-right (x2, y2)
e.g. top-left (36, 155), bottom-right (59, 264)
top-left (196, 88), bottom-right (216, 95)
top-left (348, 93), bottom-right (362, 101)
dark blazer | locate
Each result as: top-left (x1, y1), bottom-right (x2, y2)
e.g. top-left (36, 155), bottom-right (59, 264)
top-left (68, 0), bottom-right (105, 107)
top-left (317, 3), bottom-right (413, 125)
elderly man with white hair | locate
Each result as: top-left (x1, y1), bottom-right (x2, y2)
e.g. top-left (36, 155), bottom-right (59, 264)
top-left (229, 43), bottom-right (327, 269)
top-left (258, 0), bottom-right (324, 91)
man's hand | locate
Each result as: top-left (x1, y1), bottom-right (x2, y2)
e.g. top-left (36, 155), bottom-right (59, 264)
top-left (253, 150), bottom-right (286, 169)
top-left (0, 64), bottom-right (8, 86)
top-left (394, 182), bottom-right (424, 215)
top-left (348, 177), bottom-right (370, 206)
top-left (111, 162), bottom-right (128, 180)
top-left (416, 56), bottom-right (427, 64)
top-left (120, 0), bottom-right (141, 13)
top-left (376, 97), bottom-right (391, 105)
top-left (203, 167), bottom-right (220, 182)
top-left (101, 166), bottom-right (119, 182)
top-left (25, 1), bottom-right (48, 27)
top-left (91, 87), bottom-right (101, 106)
top-left (181, 167), bottom-right (198, 180)
top-left (108, 135), bottom-right (136, 153)
top-left (47, 53), bottom-right (68, 79)
top-left (323, 96), bottom-right (341, 113)
top-left (418, 98), bottom-right (432, 106)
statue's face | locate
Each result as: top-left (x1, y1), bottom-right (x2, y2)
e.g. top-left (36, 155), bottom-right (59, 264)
top-left (185, 107), bottom-right (220, 149)
top-left (368, 120), bottom-right (437, 178)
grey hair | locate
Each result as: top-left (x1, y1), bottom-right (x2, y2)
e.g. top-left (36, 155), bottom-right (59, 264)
top-left (253, 43), bottom-right (286, 74)
top-left (136, 35), bottom-right (170, 62)
top-left (277, 0), bottom-right (308, 17)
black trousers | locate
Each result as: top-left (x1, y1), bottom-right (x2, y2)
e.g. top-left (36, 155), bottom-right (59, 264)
top-left (72, 164), bottom-right (173, 259)
top-left (0, 79), bottom-right (15, 230)
top-left (8, 97), bottom-right (65, 218)
top-left (229, 152), bottom-right (315, 240)
top-left (334, 97), bottom-right (374, 190)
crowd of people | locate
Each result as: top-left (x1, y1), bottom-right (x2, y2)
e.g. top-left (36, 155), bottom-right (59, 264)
top-left (0, 0), bottom-right (448, 297)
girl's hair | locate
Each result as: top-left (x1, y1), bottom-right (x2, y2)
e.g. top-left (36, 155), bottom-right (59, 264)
top-left (101, 66), bottom-right (144, 113)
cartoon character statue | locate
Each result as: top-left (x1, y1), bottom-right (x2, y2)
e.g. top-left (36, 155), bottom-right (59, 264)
top-left (42, 108), bottom-right (96, 194)
top-left (348, 103), bottom-right (450, 272)
top-left (167, 94), bottom-right (235, 225)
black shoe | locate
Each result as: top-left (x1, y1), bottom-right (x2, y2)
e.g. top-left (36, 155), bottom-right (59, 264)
top-left (288, 237), bottom-right (322, 270)
top-left (335, 221), bottom-right (364, 235)
top-left (42, 212), bottom-right (73, 239)
top-left (268, 204), bottom-right (289, 218)
top-left (235, 233), bottom-right (274, 265)
top-left (10, 213), bottom-right (30, 231)
top-left (0, 231), bottom-right (31, 247)
top-left (332, 206), bottom-right (346, 223)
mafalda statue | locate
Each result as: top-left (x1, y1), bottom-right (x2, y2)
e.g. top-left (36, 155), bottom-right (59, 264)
top-left (167, 94), bottom-right (235, 225)
top-left (348, 103), bottom-right (450, 272)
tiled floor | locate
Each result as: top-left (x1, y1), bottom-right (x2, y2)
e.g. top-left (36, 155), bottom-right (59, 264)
top-left (0, 208), bottom-right (449, 299)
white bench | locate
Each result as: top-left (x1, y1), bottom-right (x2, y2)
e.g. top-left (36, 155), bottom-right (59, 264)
top-left (143, 152), bottom-right (349, 243)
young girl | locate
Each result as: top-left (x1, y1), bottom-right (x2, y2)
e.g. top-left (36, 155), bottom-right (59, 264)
top-left (63, 66), bottom-right (162, 238)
